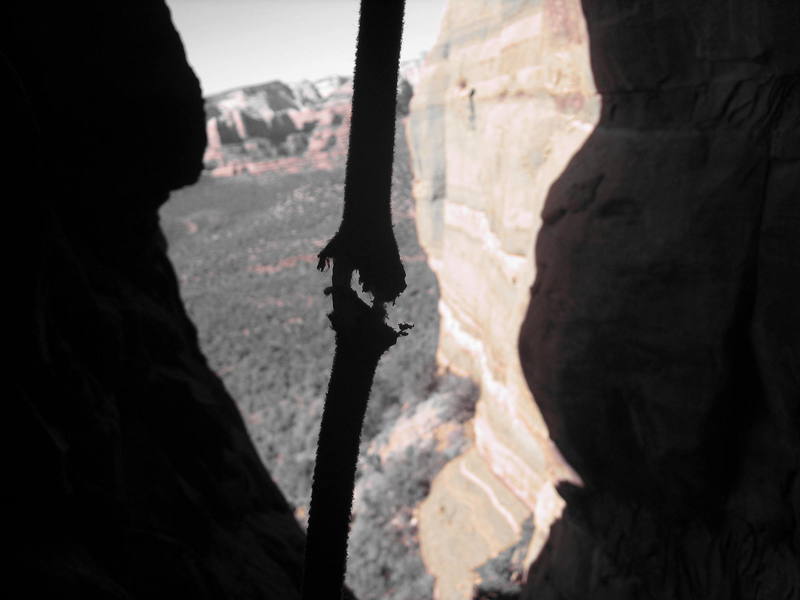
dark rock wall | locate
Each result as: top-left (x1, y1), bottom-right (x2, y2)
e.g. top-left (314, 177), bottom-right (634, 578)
top-left (3, 2), bottom-right (313, 598)
top-left (520, 1), bottom-right (800, 597)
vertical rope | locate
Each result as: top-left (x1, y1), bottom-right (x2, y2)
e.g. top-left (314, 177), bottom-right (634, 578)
top-left (302, 1), bottom-right (407, 599)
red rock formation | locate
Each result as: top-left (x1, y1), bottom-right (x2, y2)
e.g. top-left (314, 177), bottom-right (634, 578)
top-left (204, 62), bottom-right (422, 178)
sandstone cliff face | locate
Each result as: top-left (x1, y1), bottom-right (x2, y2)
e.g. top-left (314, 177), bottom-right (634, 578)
top-left (406, 1), bottom-right (599, 596)
top-left (409, 0), bottom-right (800, 598)
top-left (204, 61), bottom-right (422, 177)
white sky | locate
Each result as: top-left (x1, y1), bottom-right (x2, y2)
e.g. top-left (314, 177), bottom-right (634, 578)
top-left (166, 0), bottom-right (447, 95)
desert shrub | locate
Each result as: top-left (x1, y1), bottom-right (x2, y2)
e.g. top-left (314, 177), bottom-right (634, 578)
top-left (346, 443), bottom-right (443, 600)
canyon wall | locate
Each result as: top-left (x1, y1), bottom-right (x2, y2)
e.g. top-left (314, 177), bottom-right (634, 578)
top-left (406, 0), bottom-right (599, 597)
top-left (409, 0), bottom-right (800, 598)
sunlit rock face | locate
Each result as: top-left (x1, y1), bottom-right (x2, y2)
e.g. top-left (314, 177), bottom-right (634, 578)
top-left (519, 1), bottom-right (800, 598)
top-left (406, 0), bottom-right (600, 597)
top-left (204, 60), bottom-right (423, 177)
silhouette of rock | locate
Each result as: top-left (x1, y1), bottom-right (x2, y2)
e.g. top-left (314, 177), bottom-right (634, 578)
top-left (520, 1), bottom-right (800, 597)
top-left (1, 2), bottom-right (353, 598)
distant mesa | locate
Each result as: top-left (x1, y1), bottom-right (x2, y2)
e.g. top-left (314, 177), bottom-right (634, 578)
top-left (203, 58), bottom-right (423, 177)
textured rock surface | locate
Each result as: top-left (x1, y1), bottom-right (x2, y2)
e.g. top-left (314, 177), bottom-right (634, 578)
top-left (519, 1), bottom-right (800, 597)
top-left (418, 447), bottom-right (531, 599)
top-left (2, 2), bottom-right (340, 598)
top-left (406, 0), bottom-right (599, 596)
top-left (204, 60), bottom-right (422, 177)
top-left (409, 0), bottom-right (800, 597)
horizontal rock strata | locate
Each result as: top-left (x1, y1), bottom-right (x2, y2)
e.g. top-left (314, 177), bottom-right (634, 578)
top-left (406, 0), bottom-right (599, 596)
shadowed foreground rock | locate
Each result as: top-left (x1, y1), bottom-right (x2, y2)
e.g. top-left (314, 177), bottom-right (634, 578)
top-left (1, 2), bottom-right (337, 598)
top-left (202, 59), bottom-right (421, 178)
top-left (520, 1), bottom-right (800, 597)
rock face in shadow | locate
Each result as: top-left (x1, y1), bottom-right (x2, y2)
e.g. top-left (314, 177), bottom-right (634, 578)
top-left (2, 2), bottom-right (319, 598)
top-left (519, 1), bottom-right (800, 597)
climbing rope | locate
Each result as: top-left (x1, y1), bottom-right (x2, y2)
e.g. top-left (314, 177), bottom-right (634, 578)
top-left (301, 1), bottom-right (408, 599)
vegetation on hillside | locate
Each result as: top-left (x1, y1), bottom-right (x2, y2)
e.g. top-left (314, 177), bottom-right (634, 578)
top-left (161, 125), bottom-right (523, 599)
top-left (162, 124), bottom-right (440, 504)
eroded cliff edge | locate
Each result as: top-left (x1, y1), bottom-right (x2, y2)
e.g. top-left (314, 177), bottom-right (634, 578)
top-left (406, 1), bottom-right (599, 596)
top-left (408, 0), bottom-right (800, 598)
top-left (3, 2), bottom-right (320, 597)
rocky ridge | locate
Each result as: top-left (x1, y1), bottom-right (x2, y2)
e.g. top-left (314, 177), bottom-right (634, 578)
top-left (204, 59), bottom-right (423, 177)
